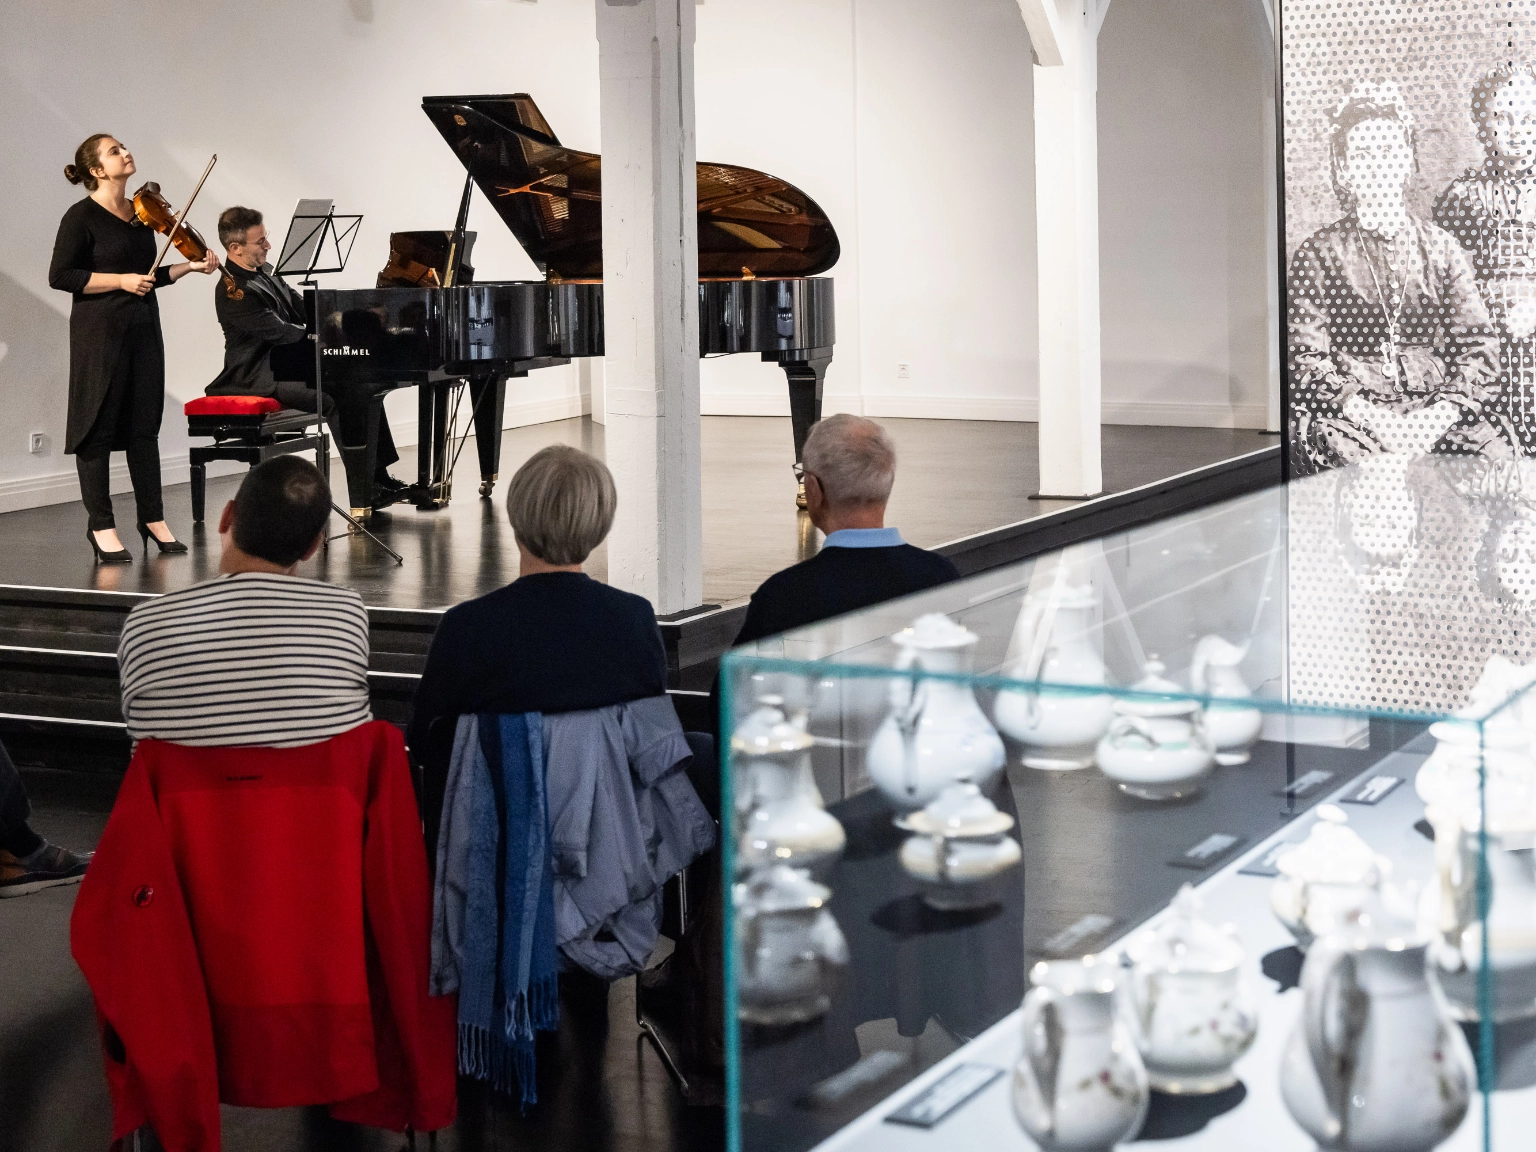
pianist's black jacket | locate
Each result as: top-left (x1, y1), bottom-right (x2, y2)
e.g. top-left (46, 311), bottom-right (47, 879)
top-left (208, 260), bottom-right (307, 397)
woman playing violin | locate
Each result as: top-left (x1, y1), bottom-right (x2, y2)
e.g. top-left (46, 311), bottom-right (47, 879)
top-left (48, 134), bottom-right (219, 563)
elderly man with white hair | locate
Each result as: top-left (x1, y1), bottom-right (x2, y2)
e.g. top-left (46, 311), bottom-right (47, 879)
top-left (733, 413), bottom-right (959, 647)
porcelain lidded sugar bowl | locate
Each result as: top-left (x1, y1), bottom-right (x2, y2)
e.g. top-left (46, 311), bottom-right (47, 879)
top-left (1011, 954), bottom-right (1149, 1151)
top-left (734, 864), bottom-right (850, 1026)
top-left (1095, 660), bottom-right (1215, 800)
top-left (1270, 804), bottom-right (1384, 950)
top-left (1121, 884), bottom-right (1257, 1095)
top-left (866, 613), bottom-right (1006, 811)
top-left (733, 704), bottom-right (846, 870)
top-left (993, 582), bottom-right (1114, 770)
top-left (1189, 635), bottom-right (1264, 766)
top-left (896, 782), bottom-right (1022, 910)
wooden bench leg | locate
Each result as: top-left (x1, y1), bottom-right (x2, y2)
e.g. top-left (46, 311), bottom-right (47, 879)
top-left (190, 461), bottom-right (207, 523)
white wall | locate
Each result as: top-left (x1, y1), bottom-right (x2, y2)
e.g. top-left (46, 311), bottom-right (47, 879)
top-left (0, 0), bottom-right (1274, 513)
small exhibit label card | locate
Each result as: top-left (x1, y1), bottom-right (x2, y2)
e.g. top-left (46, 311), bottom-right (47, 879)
top-left (1340, 774), bottom-right (1402, 806)
top-left (1238, 839), bottom-right (1301, 878)
top-left (1274, 770), bottom-right (1334, 799)
top-left (1169, 832), bottom-right (1246, 870)
top-left (1040, 913), bottom-right (1118, 957)
top-left (885, 1063), bottom-right (1005, 1129)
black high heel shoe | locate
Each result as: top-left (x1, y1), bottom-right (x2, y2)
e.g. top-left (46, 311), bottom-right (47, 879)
top-left (87, 528), bottom-right (133, 565)
top-left (138, 522), bottom-right (188, 555)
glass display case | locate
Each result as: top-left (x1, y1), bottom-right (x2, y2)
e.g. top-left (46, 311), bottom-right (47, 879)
top-left (720, 452), bottom-right (1536, 1152)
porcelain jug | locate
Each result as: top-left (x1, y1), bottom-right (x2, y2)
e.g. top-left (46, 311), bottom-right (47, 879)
top-left (1095, 661), bottom-right (1215, 800)
top-left (734, 865), bottom-right (850, 1026)
top-left (896, 782), bottom-right (1022, 910)
top-left (1415, 719), bottom-right (1536, 840)
top-left (733, 705), bottom-right (846, 869)
top-left (1280, 891), bottom-right (1474, 1152)
top-left (1270, 805), bottom-right (1383, 950)
top-left (994, 583), bottom-right (1114, 770)
top-left (1189, 635), bottom-right (1263, 766)
top-left (1011, 955), bottom-right (1149, 1151)
top-left (867, 614), bottom-right (1006, 811)
top-left (1121, 885), bottom-right (1257, 1095)
top-left (1423, 811), bottom-right (1536, 1022)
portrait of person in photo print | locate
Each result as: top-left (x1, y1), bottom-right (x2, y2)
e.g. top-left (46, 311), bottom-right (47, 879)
top-left (1279, 1), bottom-right (1536, 477)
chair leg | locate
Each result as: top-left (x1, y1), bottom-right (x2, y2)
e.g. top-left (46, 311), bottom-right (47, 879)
top-left (190, 462), bottom-right (206, 523)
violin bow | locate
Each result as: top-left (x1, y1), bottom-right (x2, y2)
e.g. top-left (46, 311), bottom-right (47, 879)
top-left (148, 153), bottom-right (218, 276)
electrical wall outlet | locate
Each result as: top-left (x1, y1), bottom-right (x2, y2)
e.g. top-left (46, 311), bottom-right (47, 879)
top-left (896, 363), bottom-right (910, 379)
top-left (28, 432), bottom-right (46, 455)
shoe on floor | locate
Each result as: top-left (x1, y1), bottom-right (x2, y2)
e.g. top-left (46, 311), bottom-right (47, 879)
top-left (0, 843), bottom-right (92, 898)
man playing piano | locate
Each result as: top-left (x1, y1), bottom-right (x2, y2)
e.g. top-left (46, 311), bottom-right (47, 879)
top-left (208, 206), bottom-right (408, 507)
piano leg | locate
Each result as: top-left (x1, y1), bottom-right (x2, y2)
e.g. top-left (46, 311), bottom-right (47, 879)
top-left (771, 348), bottom-right (833, 508)
top-left (415, 384), bottom-right (456, 511)
top-left (469, 373), bottom-right (508, 498)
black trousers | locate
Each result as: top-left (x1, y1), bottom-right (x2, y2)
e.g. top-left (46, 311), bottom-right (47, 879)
top-left (270, 380), bottom-right (400, 477)
top-left (75, 320), bottom-right (165, 532)
top-left (0, 738), bottom-right (40, 859)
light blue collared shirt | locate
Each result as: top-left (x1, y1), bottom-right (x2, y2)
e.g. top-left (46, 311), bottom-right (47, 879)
top-left (822, 527), bottom-right (904, 549)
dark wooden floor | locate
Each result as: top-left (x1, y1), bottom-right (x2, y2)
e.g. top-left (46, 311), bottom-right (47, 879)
top-left (0, 418), bottom-right (1276, 608)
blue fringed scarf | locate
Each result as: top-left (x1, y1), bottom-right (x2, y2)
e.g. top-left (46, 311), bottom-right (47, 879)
top-left (456, 712), bottom-right (559, 1109)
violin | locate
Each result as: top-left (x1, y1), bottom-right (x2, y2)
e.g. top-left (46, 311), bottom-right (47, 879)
top-left (131, 154), bottom-right (218, 274)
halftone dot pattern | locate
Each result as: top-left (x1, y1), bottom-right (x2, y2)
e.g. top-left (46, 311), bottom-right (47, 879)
top-left (1287, 454), bottom-right (1536, 714)
top-left (1283, 1), bottom-right (1536, 476)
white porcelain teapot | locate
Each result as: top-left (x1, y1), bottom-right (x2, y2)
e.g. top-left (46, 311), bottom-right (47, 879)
top-left (866, 614), bottom-right (1006, 811)
top-left (896, 782), bottom-right (1022, 910)
top-left (1011, 954), bottom-right (1149, 1151)
top-left (993, 583), bottom-right (1114, 770)
top-left (1189, 635), bottom-right (1263, 766)
top-left (1095, 661), bottom-right (1215, 800)
top-left (1422, 801), bottom-right (1536, 1023)
top-left (1121, 884), bottom-right (1257, 1095)
top-left (733, 705), bottom-right (846, 869)
top-left (734, 865), bottom-right (850, 1026)
top-left (1270, 805), bottom-right (1384, 950)
top-left (1280, 885), bottom-right (1474, 1152)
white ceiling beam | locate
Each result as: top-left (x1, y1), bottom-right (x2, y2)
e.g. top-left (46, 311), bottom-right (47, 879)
top-left (1093, 0), bottom-right (1111, 38)
top-left (1016, 0), bottom-right (1065, 66)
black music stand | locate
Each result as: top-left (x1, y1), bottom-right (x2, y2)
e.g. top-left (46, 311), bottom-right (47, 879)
top-left (273, 201), bottom-right (401, 564)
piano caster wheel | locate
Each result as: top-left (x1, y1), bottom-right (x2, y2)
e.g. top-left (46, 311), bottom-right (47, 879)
top-left (795, 480), bottom-right (807, 510)
top-left (479, 480), bottom-right (495, 498)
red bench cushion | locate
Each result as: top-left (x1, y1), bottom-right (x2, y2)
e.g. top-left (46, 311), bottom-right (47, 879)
top-left (185, 396), bottom-right (282, 416)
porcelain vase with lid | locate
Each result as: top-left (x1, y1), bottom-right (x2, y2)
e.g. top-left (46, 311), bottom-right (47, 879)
top-left (1270, 805), bottom-right (1384, 950)
top-left (1189, 635), bottom-right (1264, 766)
top-left (734, 864), bottom-right (850, 1026)
top-left (896, 782), bottom-right (1022, 910)
top-left (993, 583), bottom-right (1114, 770)
top-left (867, 614), bottom-right (1006, 811)
top-left (1011, 954), bottom-right (1149, 1151)
top-left (1121, 884), bottom-right (1257, 1095)
top-left (1095, 661), bottom-right (1215, 800)
top-left (1280, 888), bottom-right (1474, 1152)
top-left (733, 704), bottom-right (846, 869)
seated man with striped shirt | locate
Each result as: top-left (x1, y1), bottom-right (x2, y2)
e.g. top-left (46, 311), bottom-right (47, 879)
top-left (118, 457), bottom-right (371, 747)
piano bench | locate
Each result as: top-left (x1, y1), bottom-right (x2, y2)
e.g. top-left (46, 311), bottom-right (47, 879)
top-left (185, 405), bottom-right (330, 524)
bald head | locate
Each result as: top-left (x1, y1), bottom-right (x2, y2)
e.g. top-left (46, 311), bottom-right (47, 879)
top-left (801, 414), bottom-right (896, 509)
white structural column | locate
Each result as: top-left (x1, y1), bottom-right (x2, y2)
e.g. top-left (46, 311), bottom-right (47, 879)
top-left (1019, 0), bottom-right (1104, 498)
top-left (595, 0), bottom-right (704, 613)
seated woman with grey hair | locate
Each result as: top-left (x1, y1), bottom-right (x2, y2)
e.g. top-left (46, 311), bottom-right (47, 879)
top-left (407, 444), bottom-right (667, 756)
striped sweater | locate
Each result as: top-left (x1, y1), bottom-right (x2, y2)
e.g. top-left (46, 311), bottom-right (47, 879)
top-left (118, 573), bottom-right (372, 747)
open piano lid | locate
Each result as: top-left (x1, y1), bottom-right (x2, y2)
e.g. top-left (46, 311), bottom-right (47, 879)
top-left (421, 93), bottom-right (840, 282)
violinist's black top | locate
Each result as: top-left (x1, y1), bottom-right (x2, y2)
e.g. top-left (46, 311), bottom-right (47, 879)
top-left (49, 197), bottom-right (179, 453)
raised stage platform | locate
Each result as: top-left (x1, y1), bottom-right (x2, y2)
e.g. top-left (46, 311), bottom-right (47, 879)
top-left (0, 416), bottom-right (1279, 779)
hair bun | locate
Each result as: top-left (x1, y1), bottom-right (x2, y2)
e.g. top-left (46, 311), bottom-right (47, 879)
top-left (63, 163), bottom-right (82, 185)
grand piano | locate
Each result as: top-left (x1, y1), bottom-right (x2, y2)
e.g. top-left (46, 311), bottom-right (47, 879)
top-left (291, 93), bottom-right (838, 517)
